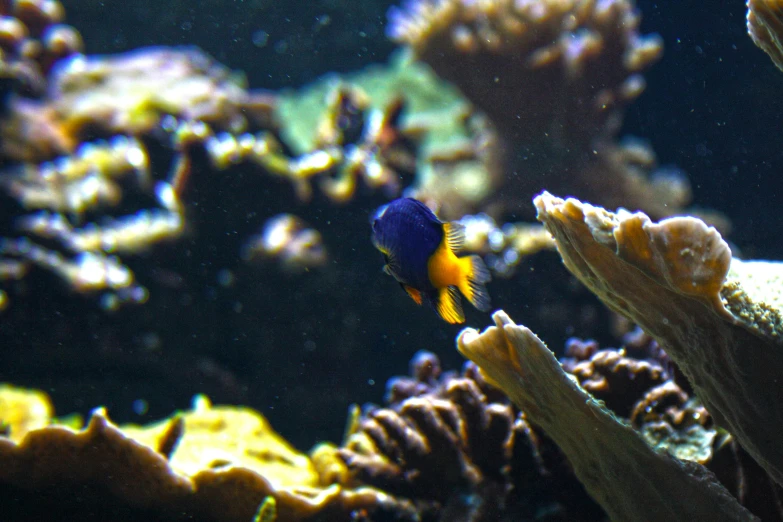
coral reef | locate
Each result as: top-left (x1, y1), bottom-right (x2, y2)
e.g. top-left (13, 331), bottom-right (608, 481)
top-left (534, 191), bottom-right (783, 487)
top-left (337, 351), bottom-right (603, 521)
top-left (276, 50), bottom-right (502, 221)
top-left (2, 0), bottom-right (783, 520)
top-left (4, 336), bottom-right (783, 521)
top-left (0, 36), bottom-right (418, 308)
top-left (747, 0), bottom-right (783, 71)
top-left (336, 343), bottom-right (783, 520)
top-left (387, 0), bottom-right (690, 220)
top-left (0, 387), bottom-right (416, 521)
top-left (458, 311), bottom-right (756, 521)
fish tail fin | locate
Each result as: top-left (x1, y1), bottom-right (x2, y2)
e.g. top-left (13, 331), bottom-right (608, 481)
top-left (436, 286), bottom-right (465, 324)
top-left (458, 255), bottom-right (491, 312)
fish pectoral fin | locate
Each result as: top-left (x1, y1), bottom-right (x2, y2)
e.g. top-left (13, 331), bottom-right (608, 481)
top-left (436, 286), bottom-right (465, 324)
top-left (443, 222), bottom-right (466, 253)
top-left (400, 284), bottom-right (423, 305)
top-left (385, 252), bottom-right (402, 277)
top-left (459, 255), bottom-right (492, 312)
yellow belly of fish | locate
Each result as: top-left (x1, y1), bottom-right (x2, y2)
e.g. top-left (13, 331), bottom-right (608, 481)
top-left (427, 242), bottom-right (462, 289)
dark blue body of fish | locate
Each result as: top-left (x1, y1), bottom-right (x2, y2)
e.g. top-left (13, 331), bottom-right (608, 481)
top-left (372, 198), bottom-right (443, 295)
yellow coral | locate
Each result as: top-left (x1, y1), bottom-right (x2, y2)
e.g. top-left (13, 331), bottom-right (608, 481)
top-left (0, 384), bottom-right (53, 442)
top-left (0, 389), bottom-right (408, 521)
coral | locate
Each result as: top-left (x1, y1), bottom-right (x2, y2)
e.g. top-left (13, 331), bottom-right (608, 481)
top-left (457, 310), bottom-right (756, 521)
top-left (338, 351), bottom-right (603, 521)
top-left (0, 45), bottom-right (418, 309)
top-left (0, 391), bottom-right (416, 521)
top-left (0, 0), bottom-right (82, 97)
top-left (386, 0), bottom-right (692, 220)
top-left (388, 0), bottom-right (660, 148)
top-left (0, 384), bottom-right (52, 441)
top-left (242, 214), bottom-right (327, 274)
top-left (457, 213), bottom-right (555, 278)
top-left (747, 0), bottom-right (783, 71)
top-left (276, 50), bottom-right (502, 220)
top-left (534, 191), bottom-right (783, 487)
top-left (629, 381), bottom-right (716, 465)
top-left (560, 338), bottom-right (667, 418)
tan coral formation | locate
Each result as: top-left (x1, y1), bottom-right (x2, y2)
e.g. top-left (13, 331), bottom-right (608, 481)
top-left (457, 311), bottom-right (756, 521)
top-left (747, 0), bottom-right (783, 71)
top-left (387, 0), bottom-right (690, 220)
top-left (534, 192), bottom-right (783, 487)
top-left (0, 390), bottom-right (413, 521)
top-left (388, 0), bottom-right (662, 146)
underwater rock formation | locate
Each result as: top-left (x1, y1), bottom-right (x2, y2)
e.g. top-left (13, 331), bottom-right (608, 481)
top-left (534, 192), bottom-right (783, 488)
top-left (458, 311), bottom-right (756, 521)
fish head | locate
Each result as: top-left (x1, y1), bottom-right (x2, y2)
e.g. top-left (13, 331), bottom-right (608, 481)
top-left (370, 203), bottom-right (391, 249)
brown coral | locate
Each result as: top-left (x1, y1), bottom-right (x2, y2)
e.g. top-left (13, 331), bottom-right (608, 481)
top-left (338, 350), bottom-right (603, 521)
top-left (561, 339), bottom-right (667, 418)
top-left (389, 0), bottom-right (660, 149)
top-left (747, 0), bottom-right (783, 71)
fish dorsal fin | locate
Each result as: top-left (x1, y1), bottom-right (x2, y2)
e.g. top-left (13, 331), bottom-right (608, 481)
top-left (443, 222), bottom-right (465, 253)
top-left (436, 286), bottom-right (465, 324)
top-left (400, 284), bottom-right (423, 305)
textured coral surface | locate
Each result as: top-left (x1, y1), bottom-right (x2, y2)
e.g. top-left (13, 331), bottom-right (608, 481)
top-left (535, 192), bottom-right (783, 487)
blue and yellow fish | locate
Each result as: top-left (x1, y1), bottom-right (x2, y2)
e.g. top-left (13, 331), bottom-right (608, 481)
top-left (371, 198), bottom-right (491, 324)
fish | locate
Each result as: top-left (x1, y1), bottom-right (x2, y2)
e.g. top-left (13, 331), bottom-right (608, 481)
top-left (371, 197), bottom-right (491, 324)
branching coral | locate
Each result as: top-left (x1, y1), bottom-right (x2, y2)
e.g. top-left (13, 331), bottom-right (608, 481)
top-left (534, 191), bottom-right (783, 488)
top-left (0, 42), bottom-right (418, 309)
top-left (457, 213), bottom-right (555, 277)
top-left (337, 351), bottom-right (603, 521)
top-left (241, 214), bottom-right (327, 274)
top-left (388, 0), bottom-right (692, 221)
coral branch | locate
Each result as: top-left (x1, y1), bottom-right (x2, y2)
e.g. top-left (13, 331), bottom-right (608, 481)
top-left (747, 0), bottom-right (783, 71)
top-left (458, 310), bottom-right (756, 521)
top-left (534, 191), bottom-right (783, 487)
